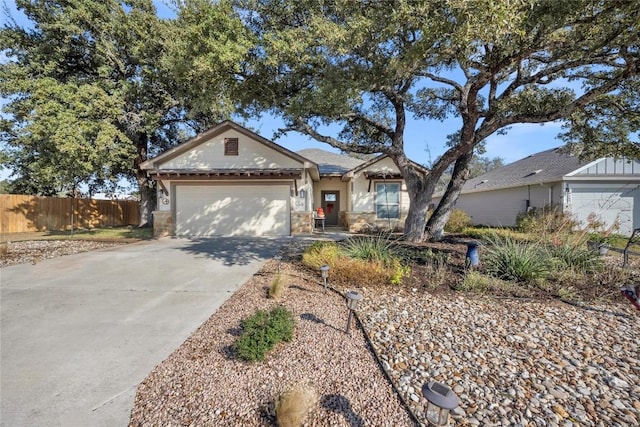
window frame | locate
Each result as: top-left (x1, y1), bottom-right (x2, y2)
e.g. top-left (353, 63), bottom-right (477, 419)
top-left (224, 137), bottom-right (239, 156)
top-left (374, 181), bottom-right (401, 219)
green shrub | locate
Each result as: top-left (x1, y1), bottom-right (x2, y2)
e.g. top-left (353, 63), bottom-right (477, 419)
top-left (445, 209), bottom-right (472, 233)
top-left (235, 306), bottom-right (295, 362)
top-left (484, 236), bottom-right (549, 283)
top-left (301, 241), bottom-right (341, 269)
top-left (546, 244), bottom-right (602, 273)
top-left (341, 234), bottom-right (396, 266)
top-left (461, 227), bottom-right (532, 243)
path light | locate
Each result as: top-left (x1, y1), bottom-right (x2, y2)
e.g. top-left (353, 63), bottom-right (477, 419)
top-left (421, 381), bottom-right (460, 426)
top-left (344, 291), bottom-right (362, 334)
top-left (273, 255), bottom-right (282, 274)
top-left (320, 265), bottom-right (330, 293)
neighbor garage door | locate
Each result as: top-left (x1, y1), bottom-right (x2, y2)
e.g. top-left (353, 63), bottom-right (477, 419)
top-left (175, 184), bottom-right (290, 236)
top-left (571, 185), bottom-right (637, 236)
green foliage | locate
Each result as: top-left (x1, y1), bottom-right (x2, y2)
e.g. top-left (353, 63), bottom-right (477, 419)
top-left (301, 241), bottom-right (341, 270)
top-left (340, 234), bottom-right (396, 266)
top-left (458, 271), bottom-right (514, 293)
top-left (461, 227), bottom-right (532, 243)
top-left (546, 244), bottom-right (602, 274)
top-left (484, 236), bottom-right (549, 283)
top-left (302, 238), bottom-right (412, 286)
top-left (235, 306), bottom-right (295, 362)
top-left (444, 209), bottom-right (472, 233)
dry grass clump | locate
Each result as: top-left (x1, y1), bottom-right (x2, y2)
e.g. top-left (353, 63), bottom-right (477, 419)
top-left (275, 382), bottom-right (318, 427)
top-left (269, 273), bottom-right (287, 300)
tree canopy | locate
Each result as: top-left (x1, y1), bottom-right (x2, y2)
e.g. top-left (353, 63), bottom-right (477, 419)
top-left (0, 0), bottom-right (250, 222)
top-left (229, 0), bottom-right (639, 241)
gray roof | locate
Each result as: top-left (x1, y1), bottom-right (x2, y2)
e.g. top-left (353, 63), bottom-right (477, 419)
top-left (461, 147), bottom-right (586, 193)
top-left (297, 149), bottom-right (365, 175)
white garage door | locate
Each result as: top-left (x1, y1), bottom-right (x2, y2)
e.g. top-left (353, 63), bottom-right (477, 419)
top-left (571, 186), bottom-right (637, 236)
top-left (175, 184), bottom-right (290, 237)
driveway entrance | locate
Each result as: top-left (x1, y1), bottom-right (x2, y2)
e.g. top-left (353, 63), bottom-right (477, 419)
top-left (0, 237), bottom-right (282, 427)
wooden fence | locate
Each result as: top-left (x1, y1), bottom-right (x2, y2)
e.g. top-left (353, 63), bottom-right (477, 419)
top-left (0, 194), bottom-right (140, 233)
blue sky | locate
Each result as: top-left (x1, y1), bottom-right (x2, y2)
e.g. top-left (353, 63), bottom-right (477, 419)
top-left (1, 0), bottom-right (566, 181)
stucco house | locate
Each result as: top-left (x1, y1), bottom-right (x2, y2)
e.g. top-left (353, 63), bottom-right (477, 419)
top-left (140, 121), bottom-right (426, 237)
top-left (436, 148), bottom-right (640, 236)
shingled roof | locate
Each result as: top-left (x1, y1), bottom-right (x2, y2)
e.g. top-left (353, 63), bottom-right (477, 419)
top-left (297, 148), bottom-right (365, 176)
top-left (461, 147), bottom-right (586, 193)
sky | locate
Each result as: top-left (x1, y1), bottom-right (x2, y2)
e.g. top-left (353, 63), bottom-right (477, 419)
top-left (0, 0), bottom-right (567, 181)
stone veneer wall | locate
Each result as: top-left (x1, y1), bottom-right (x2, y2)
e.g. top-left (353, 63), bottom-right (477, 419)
top-left (291, 211), bottom-right (313, 235)
top-left (152, 211), bottom-right (173, 237)
top-left (344, 212), bottom-right (406, 233)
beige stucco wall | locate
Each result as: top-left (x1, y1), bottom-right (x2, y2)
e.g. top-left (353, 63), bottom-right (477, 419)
top-left (159, 128), bottom-right (303, 170)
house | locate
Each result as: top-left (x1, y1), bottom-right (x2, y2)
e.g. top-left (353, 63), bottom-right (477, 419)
top-left (140, 121), bottom-right (426, 237)
top-left (437, 148), bottom-right (640, 236)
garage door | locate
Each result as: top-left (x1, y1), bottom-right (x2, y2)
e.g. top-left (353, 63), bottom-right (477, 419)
top-left (175, 184), bottom-right (290, 236)
top-left (571, 186), bottom-right (637, 236)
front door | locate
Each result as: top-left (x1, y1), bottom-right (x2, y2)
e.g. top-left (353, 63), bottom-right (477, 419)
top-left (321, 191), bottom-right (339, 226)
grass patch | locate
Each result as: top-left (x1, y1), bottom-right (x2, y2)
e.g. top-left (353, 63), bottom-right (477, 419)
top-left (301, 241), bottom-right (341, 270)
top-left (235, 306), bottom-right (295, 362)
top-left (275, 382), bottom-right (318, 427)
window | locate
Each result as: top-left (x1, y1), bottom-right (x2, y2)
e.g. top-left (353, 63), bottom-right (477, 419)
top-left (224, 138), bottom-right (238, 156)
top-left (375, 183), bottom-right (400, 219)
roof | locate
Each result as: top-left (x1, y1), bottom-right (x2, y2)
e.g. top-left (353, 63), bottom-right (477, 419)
top-left (296, 149), bottom-right (364, 176)
top-left (461, 147), bottom-right (585, 193)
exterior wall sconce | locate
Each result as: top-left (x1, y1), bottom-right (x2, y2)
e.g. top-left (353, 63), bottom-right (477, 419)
top-left (421, 381), bottom-right (460, 426)
top-left (344, 291), bottom-right (362, 334)
top-left (320, 265), bottom-right (330, 293)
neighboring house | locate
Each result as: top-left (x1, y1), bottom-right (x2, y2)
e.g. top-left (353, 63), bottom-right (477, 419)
top-left (435, 148), bottom-right (640, 236)
top-left (140, 121), bottom-right (426, 237)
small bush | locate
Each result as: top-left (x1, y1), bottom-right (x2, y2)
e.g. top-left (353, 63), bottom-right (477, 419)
top-left (461, 227), bottom-right (532, 243)
top-left (301, 241), bottom-right (341, 270)
top-left (546, 244), bottom-right (602, 273)
top-left (269, 273), bottom-right (287, 300)
top-left (516, 206), bottom-right (577, 236)
top-left (341, 234), bottom-right (396, 266)
top-left (445, 209), bottom-right (472, 233)
top-left (484, 236), bottom-right (549, 283)
top-left (235, 306), bottom-right (295, 362)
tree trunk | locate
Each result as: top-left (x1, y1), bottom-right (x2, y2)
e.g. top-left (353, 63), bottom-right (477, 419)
top-left (133, 132), bottom-right (155, 227)
top-left (425, 151), bottom-right (474, 241)
top-left (402, 169), bottom-right (435, 242)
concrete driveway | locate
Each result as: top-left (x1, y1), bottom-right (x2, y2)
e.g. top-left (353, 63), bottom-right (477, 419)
top-left (0, 237), bottom-right (283, 427)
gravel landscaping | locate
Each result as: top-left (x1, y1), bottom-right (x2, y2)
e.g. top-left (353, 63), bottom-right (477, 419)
top-left (128, 240), bottom-right (640, 427)
top-left (0, 240), bottom-right (126, 267)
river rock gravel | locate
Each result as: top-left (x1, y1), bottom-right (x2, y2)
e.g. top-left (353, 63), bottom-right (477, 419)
top-left (358, 288), bottom-right (640, 427)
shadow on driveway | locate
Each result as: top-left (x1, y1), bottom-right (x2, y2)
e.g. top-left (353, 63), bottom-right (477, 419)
top-left (175, 237), bottom-right (287, 266)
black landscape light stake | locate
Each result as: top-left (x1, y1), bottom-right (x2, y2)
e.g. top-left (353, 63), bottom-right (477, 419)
top-left (344, 291), bottom-right (362, 334)
top-left (421, 381), bottom-right (460, 426)
top-left (273, 255), bottom-right (282, 274)
top-left (320, 265), bottom-right (330, 293)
